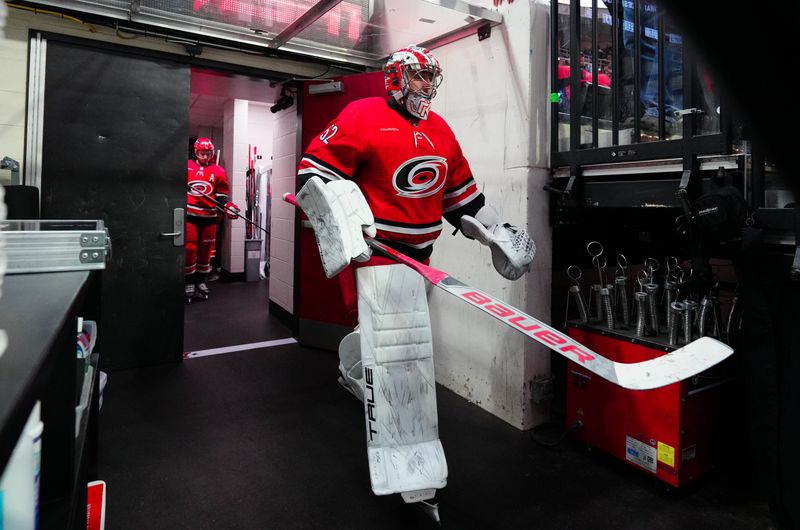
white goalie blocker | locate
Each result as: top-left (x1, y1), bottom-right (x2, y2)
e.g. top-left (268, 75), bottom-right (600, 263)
top-left (357, 264), bottom-right (447, 502)
top-left (295, 176), bottom-right (376, 278)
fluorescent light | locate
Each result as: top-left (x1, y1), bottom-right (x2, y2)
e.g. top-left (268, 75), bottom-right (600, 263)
top-left (308, 81), bottom-right (344, 94)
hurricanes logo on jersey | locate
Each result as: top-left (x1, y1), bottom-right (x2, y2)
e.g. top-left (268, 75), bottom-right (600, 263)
top-left (392, 156), bottom-right (448, 198)
top-left (188, 181), bottom-right (213, 197)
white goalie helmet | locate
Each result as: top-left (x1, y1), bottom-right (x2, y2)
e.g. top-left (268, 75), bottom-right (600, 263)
top-left (384, 45), bottom-right (443, 120)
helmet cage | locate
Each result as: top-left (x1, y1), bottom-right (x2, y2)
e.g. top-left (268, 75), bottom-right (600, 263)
top-left (402, 64), bottom-right (443, 100)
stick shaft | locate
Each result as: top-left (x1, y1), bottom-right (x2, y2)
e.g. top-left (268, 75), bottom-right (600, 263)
top-left (189, 184), bottom-right (269, 234)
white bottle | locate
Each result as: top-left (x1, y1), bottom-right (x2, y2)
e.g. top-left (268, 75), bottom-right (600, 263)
top-left (0, 401), bottom-right (43, 530)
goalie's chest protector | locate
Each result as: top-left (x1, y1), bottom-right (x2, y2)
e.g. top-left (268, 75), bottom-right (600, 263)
top-left (301, 97), bottom-right (477, 248)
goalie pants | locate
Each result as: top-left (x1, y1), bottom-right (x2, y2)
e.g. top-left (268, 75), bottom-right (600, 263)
top-left (185, 216), bottom-right (217, 279)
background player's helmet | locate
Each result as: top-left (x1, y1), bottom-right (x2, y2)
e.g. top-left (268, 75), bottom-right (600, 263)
top-left (194, 138), bottom-right (214, 165)
top-left (384, 45), bottom-right (443, 120)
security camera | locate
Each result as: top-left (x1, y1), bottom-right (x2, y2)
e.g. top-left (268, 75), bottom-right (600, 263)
top-left (270, 94), bottom-right (294, 113)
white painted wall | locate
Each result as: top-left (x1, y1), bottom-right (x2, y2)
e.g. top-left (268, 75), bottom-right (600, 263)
top-left (248, 103), bottom-right (274, 268)
top-left (268, 102), bottom-right (298, 313)
top-left (425, 0), bottom-right (553, 429)
top-left (219, 100), bottom-right (275, 274)
top-left (221, 99), bottom-right (248, 273)
top-left (0, 12), bottom-right (28, 184)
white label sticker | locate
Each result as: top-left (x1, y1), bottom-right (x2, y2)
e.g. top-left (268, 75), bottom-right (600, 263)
top-left (247, 251), bottom-right (260, 259)
top-left (626, 435), bottom-right (657, 473)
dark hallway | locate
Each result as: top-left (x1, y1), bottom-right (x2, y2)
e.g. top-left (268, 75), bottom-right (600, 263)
top-left (97, 279), bottom-right (772, 529)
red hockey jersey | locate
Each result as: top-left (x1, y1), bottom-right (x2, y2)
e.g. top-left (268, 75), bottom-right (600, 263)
top-left (298, 97), bottom-right (483, 258)
top-left (187, 160), bottom-right (230, 218)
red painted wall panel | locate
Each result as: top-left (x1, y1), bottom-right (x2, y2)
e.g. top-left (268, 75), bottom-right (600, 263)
top-left (297, 72), bottom-right (386, 329)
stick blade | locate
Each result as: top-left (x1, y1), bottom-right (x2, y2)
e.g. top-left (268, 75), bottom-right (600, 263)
top-left (614, 336), bottom-right (734, 390)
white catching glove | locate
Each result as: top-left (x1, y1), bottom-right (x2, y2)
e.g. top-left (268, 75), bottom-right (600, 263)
top-left (461, 204), bottom-right (536, 281)
top-left (296, 176), bottom-right (377, 278)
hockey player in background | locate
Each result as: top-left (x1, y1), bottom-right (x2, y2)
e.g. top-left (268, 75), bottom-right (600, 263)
top-left (186, 138), bottom-right (238, 303)
top-left (295, 45), bottom-right (536, 513)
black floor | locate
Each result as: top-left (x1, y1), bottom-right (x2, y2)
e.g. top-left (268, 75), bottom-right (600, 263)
top-left (98, 279), bottom-right (775, 529)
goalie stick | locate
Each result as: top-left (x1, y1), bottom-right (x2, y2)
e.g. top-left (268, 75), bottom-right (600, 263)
top-left (284, 193), bottom-right (734, 390)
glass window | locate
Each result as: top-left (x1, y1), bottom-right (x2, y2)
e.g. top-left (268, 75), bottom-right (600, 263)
top-left (552, 0), bottom-right (726, 158)
top-left (579, 4), bottom-right (594, 149)
top-left (639, 0), bottom-right (660, 142)
top-left (597, 1), bottom-right (613, 148)
top-left (620, 0), bottom-right (636, 145)
top-left (664, 15), bottom-right (683, 140)
top-left (557, 1), bottom-right (571, 152)
top-left (695, 61), bottom-right (721, 136)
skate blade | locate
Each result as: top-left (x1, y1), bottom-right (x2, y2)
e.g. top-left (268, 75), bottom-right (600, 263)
top-left (415, 499), bottom-right (440, 524)
top-left (401, 488), bottom-right (441, 522)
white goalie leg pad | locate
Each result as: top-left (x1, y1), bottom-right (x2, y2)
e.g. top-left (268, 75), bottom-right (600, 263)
top-left (357, 264), bottom-right (447, 497)
top-left (296, 176), bottom-right (377, 278)
top-left (461, 204), bottom-right (536, 281)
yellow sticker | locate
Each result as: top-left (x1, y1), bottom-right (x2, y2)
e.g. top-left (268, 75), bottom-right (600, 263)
top-left (657, 441), bottom-right (675, 467)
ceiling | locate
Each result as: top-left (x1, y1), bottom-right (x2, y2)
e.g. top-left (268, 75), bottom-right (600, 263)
top-left (189, 68), bottom-right (281, 130)
top-left (29, 0), bottom-right (503, 68)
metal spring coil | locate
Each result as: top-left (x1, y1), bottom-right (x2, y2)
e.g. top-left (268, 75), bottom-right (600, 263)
top-left (698, 297), bottom-right (721, 338)
top-left (645, 283), bottom-right (659, 334)
top-left (600, 287), bottom-right (615, 329)
top-left (668, 301), bottom-right (685, 346)
top-left (664, 282), bottom-right (676, 335)
top-left (683, 301), bottom-right (697, 344)
top-left (615, 277), bottom-right (630, 327)
top-left (570, 285), bottom-right (589, 323)
top-left (592, 284), bottom-right (603, 321)
top-left (634, 292), bottom-right (648, 337)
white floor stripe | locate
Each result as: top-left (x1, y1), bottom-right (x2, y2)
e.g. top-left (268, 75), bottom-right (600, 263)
top-left (184, 337), bottom-right (298, 359)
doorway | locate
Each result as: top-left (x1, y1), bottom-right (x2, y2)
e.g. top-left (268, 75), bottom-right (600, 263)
top-left (183, 66), bottom-right (288, 357)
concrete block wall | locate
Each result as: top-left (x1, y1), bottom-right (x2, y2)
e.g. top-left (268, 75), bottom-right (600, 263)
top-left (267, 102), bottom-right (298, 313)
top-left (221, 99), bottom-right (249, 273)
top-left (248, 102), bottom-right (274, 263)
top-left (0, 15), bottom-right (29, 184)
top-left (423, 0), bottom-right (553, 430)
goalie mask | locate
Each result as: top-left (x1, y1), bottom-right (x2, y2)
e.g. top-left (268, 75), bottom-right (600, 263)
top-left (384, 45), bottom-right (443, 120)
top-left (194, 137), bottom-right (214, 166)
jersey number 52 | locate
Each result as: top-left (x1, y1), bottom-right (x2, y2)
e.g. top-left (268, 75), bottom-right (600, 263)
top-left (319, 124), bottom-right (339, 145)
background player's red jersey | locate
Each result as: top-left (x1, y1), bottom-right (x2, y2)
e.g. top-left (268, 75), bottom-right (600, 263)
top-left (187, 160), bottom-right (230, 218)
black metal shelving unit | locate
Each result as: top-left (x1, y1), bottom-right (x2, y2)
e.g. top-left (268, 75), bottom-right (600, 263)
top-left (0, 271), bottom-right (101, 530)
